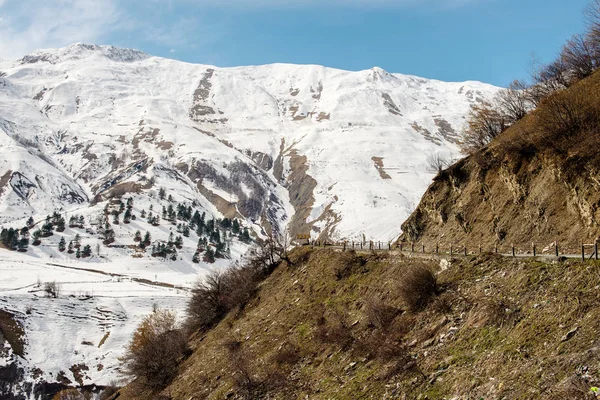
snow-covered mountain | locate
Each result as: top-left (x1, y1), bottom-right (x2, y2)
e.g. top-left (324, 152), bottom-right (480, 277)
top-left (0, 43), bottom-right (499, 398)
top-left (0, 43), bottom-right (498, 242)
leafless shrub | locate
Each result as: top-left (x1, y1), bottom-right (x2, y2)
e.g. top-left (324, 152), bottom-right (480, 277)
top-left (355, 329), bottom-right (410, 363)
top-left (536, 88), bottom-right (600, 146)
top-left (496, 80), bottom-right (532, 122)
top-left (426, 153), bottom-right (452, 175)
top-left (315, 309), bottom-right (355, 350)
top-left (398, 263), bottom-right (437, 311)
top-left (99, 382), bottom-right (120, 400)
top-left (560, 33), bottom-right (599, 82)
top-left (459, 103), bottom-right (508, 154)
top-left (224, 339), bottom-right (263, 399)
top-left (52, 389), bottom-right (85, 400)
top-left (186, 263), bottom-right (264, 333)
top-left (334, 251), bottom-right (368, 280)
top-left (364, 299), bottom-right (400, 332)
top-left (271, 341), bottom-right (301, 367)
top-left (44, 281), bottom-right (61, 298)
top-left (121, 309), bottom-right (187, 391)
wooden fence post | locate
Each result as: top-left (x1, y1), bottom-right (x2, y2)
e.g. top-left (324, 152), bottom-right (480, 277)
top-left (582, 242), bottom-right (585, 261)
top-left (479, 244), bottom-right (482, 254)
top-left (512, 244), bottom-right (515, 258)
top-left (464, 246), bottom-right (467, 256)
top-left (436, 243), bottom-right (439, 254)
top-left (422, 244), bottom-right (425, 253)
top-left (595, 240), bottom-right (598, 261)
top-left (343, 241), bottom-right (346, 252)
top-left (388, 242), bottom-right (391, 251)
top-left (450, 244), bottom-right (453, 256)
top-left (378, 242), bottom-right (381, 250)
top-left (494, 244), bottom-right (498, 254)
top-left (411, 242), bottom-right (415, 252)
top-left (399, 242), bottom-right (403, 251)
top-left (532, 242), bottom-right (536, 257)
top-left (555, 241), bottom-right (559, 257)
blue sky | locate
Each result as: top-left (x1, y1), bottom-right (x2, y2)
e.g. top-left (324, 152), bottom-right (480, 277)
top-left (0, 0), bottom-right (592, 86)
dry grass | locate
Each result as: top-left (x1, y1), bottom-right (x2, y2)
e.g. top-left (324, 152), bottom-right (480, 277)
top-left (115, 249), bottom-right (600, 400)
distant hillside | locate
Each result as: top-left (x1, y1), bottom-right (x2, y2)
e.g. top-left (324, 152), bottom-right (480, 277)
top-left (401, 70), bottom-right (600, 253)
top-left (112, 248), bottom-right (600, 399)
top-left (0, 43), bottom-right (498, 242)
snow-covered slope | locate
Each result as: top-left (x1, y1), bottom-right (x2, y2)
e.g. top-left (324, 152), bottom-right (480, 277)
top-left (0, 43), bottom-right (499, 398)
top-left (0, 43), bottom-right (498, 242)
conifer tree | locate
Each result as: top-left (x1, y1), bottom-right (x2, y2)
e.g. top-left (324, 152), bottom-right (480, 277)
top-left (58, 237), bottom-right (66, 252)
top-left (203, 247), bottom-right (215, 263)
top-left (82, 245), bottom-right (92, 258)
top-left (68, 240), bottom-right (74, 253)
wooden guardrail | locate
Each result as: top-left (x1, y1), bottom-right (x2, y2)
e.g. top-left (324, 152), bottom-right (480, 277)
top-left (305, 239), bottom-right (599, 261)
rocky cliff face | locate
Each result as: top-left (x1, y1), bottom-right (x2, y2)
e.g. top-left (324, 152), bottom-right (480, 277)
top-left (402, 72), bottom-right (600, 254)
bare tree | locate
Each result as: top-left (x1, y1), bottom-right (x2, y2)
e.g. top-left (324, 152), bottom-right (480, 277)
top-left (495, 80), bottom-right (531, 123)
top-left (426, 153), bottom-right (451, 175)
top-left (459, 103), bottom-right (508, 154)
top-left (121, 309), bottom-right (187, 390)
top-left (560, 33), bottom-right (598, 82)
top-left (44, 281), bottom-right (61, 298)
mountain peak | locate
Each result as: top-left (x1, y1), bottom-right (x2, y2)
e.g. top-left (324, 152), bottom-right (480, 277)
top-left (19, 43), bottom-right (149, 65)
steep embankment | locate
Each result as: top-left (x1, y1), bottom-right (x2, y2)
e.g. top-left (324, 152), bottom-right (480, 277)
top-left (117, 248), bottom-right (600, 399)
top-left (402, 71), bottom-right (600, 254)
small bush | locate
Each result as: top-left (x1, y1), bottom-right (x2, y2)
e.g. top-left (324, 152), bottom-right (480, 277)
top-left (364, 299), bottom-right (400, 332)
top-left (271, 341), bottom-right (301, 367)
top-left (186, 265), bottom-right (263, 333)
top-left (315, 309), bottom-right (355, 350)
top-left (121, 309), bottom-right (187, 391)
top-left (398, 263), bottom-right (437, 311)
top-left (52, 389), bottom-right (84, 400)
top-left (224, 339), bottom-right (263, 399)
top-left (99, 382), bottom-right (120, 400)
top-left (460, 103), bottom-right (508, 155)
top-left (44, 281), bottom-right (61, 298)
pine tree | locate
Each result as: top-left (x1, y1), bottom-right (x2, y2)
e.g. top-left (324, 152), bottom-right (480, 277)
top-left (141, 209), bottom-right (147, 218)
top-left (56, 217), bottom-right (66, 232)
top-left (17, 237), bottom-right (28, 252)
top-left (113, 213), bottom-right (120, 225)
top-left (134, 230), bottom-right (142, 242)
top-left (58, 237), bottom-right (66, 252)
top-left (82, 245), bottom-right (92, 258)
top-left (232, 219), bottom-right (240, 235)
top-left (68, 240), bottom-right (74, 254)
top-left (203, 247), bottom-right (215, 263)
top-left (26, 216), bottom-right (34, 228)
top-left (78, 215), bottom-right (85, 226)
top-left (74, 233), bottom-right (81, 248)
top-left (182, 224), bottom-right (190, 237)
top-left (174, 235), bottom-right (183, 248)
top-left (241, 227), bottom-right (251, 243)
top-left (123, 208), bottom-right (132, 224)
top-left (192, 251), bottom-right (200, 263)
top-left (143, 231), bottom-right (151, 246)
top-left (168, 194), bottom-right (173, 203)
top-left (158, 187), bottom-right (166, 200)
top-left (76, 247), bottom-right (81, 258)
top-left (126, 197), bottom-right (134, 209)
top-left (32, 230), bottom-right (42, 246)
